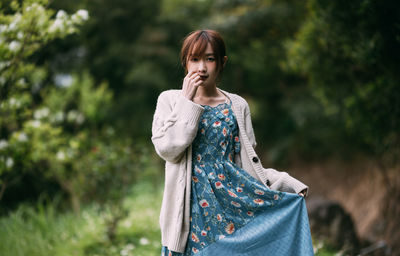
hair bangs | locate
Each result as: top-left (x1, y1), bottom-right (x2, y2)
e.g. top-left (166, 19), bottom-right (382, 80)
top-left (188, 34), bottom-right (209, 58)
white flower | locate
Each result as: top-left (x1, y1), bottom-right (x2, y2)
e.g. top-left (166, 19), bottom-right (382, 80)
top-left (76, 113), bottom-right (85, 125)
top-left (313, 241), bottom-right (324, 254)
top-left (30, 120), bottom-right (41, 128)
top-left (18, 133), bottom-right (28, 142)
top-left (125, 244), bottom-right (135, 250)
top-left (67, 111), bottom-right (84, 124)
top-left (57, 151), bottom-right (66, 161)
top-left (8, 14), bottom-right (21, 31)
top-left (0, 25), bottom-right (7, 33)
top-left (139, 237), bottom-right (150, 245)
top-left (54, 74), bottom-right (73, 87)
top-left (51, 111), bottom-right (65, 123)
top-left (120, 243), bottom-right (135, 256)
top-left (6, 157), bottom-right (14, 168)
top-left (0, 61), bottom-right (11, 71)
top-left (67, 110), bottom-right (78, 122)
top-left (28, 120), bottom-right (42, 128)
top-left (72, 9), bottom-right (89, 23)
top-left (17, 32), bottom-right (24, 39)
top-left (8, 23), bottom-right (16, 31)
top-left (49, 10), bottom-right (69, 33)
top-left (9, 41), bottom-right (21, 52)
top-left (17, 78), bottom-right (27, 87)
top-left (49, 19), bottom-right (64, 33)
top-left (0, 140), bottom-right (8, 150)
top-left (56, 10), bottom-right (67, 19)
top-left (9, 97), bottom-right (21, 108)
top-left (34, 108), bottom-right (50, 119)
top-left (76, 10), bottom-right (89, 20)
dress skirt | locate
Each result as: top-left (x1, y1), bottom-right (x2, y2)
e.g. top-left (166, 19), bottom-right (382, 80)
top-left (161, 102), bottom-right (314, 256)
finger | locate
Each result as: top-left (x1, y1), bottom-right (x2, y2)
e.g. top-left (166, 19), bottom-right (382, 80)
top-left (185, 70), bottom-right (194, 78)
top-left (188, 71), bottom-right (198, 79)
top-left (194, 79), bottom-right (203, 87)
top-left (187, 75), bottom-right (200, 87)
top-left (183, 73), bottom-right (195, 85)
top-left (192, 74), bottom-right (201, 83)
top-left (184, 71), bottom-right (192, 81)
top-left (183, 71), bottom-right (194, 81)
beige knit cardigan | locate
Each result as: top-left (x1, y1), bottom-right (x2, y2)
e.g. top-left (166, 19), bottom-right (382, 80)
top-left (151, 88), bottom-right (308, 253)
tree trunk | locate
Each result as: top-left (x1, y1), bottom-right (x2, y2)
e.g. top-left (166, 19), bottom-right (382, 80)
top-left (70, 192), bottom-right (81, 215)
top-left (0, 179), bottom-right (7, 201)
top-left (58, 178), bottom-right (81, 215)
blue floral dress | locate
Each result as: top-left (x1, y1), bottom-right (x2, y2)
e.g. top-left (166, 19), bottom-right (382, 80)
top-left (161, 101), bottom-right (314, 256)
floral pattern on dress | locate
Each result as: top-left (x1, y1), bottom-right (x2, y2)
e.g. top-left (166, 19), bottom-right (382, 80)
top-left (162, 101), bottom-right (283, 255)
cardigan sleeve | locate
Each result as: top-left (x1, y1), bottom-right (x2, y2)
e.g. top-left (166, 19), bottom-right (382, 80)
top-left (263, 168), bottom-right (309, 196)
top-left (151, 91), bottom-right (204, 163)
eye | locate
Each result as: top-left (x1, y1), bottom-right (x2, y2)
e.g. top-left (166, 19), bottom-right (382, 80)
top-left (207, 57), bottom-right (215, 62)
top-left (190, 57), bottom-right (199, 62)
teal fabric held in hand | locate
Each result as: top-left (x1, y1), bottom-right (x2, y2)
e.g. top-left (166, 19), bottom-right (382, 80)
top-left (162, 102), bottom-right (314, 256)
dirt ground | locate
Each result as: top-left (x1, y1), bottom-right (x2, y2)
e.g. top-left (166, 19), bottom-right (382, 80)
top-left (284, 158), bottom-right (388, 244)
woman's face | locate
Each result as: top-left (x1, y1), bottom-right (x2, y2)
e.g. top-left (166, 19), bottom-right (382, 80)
top-left (186, 43), bottom-right (219, 87)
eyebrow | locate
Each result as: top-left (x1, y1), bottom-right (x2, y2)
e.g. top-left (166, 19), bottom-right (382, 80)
top-left (190, 53), bottom-right (215, 57)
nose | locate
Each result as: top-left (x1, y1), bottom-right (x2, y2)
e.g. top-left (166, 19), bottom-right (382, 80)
top-left (198, 60), bottom-right (207, 73)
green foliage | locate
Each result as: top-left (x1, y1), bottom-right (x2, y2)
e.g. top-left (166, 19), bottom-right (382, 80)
top-left (199, 0), bottom-right (334, 163)
top-left (0, 199), bottom-right (104, 256)
top-left (0, 0), bottom-right (138, 219)
top-left (285, 3), bottom-right (400, 249)
top-left (161, 0), bottom-right (214, 28)
top-left (0, 0), bottom-right (89, 200)
top-left (20, 73), bottom-right (139, 211)
top-left (285, 0), bottom-right (400, 161)
top-left (0, 182), bottom-right (164, 256)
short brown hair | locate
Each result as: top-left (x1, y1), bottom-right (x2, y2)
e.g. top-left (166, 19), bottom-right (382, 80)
top-left (180, 30), bottom-right (226, 74)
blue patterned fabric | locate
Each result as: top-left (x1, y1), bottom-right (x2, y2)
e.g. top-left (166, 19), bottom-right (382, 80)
top-left (161, 102), bottom-right (314, 256)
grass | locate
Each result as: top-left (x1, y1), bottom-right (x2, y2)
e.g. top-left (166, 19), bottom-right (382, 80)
top-left (0, 179), bottom-right (338, 256)
top-left (0, 181), bottom-right (163, 256)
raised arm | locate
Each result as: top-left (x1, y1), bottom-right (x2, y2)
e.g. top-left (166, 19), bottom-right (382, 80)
top-left (151, 91), bottom-right (204, 163)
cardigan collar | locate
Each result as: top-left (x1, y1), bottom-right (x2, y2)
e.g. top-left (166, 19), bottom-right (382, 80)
top-left (217, 88), bottom-right (243, 120)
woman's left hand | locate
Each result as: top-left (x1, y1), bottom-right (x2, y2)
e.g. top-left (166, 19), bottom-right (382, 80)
top-left (298, 189), bottom-right (307, 197)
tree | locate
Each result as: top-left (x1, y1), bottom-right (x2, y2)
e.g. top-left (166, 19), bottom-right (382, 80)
top-left (0, 1), bottom-right (137, 227)
top-left (199, 0), bottom-right (335, 163)
top-left (0, 0), bottom-right (89, 204)
top-left (285, 0), bottom-right (400, 251)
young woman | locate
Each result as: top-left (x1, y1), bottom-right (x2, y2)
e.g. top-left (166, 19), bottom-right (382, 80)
top-left (151, 30), bottom-right (314, 255)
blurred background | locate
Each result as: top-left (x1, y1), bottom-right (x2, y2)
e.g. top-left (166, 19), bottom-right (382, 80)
top-left (0, 0), bottom-right (399, 255)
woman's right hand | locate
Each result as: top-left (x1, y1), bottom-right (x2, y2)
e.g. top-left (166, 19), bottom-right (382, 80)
top-left (182, 71), bottom-right (202, 100)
